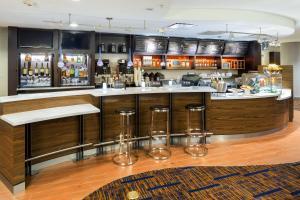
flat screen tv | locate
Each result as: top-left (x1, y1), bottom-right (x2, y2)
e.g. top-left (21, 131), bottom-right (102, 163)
top-left (18, 29), bottom-right (53, 48)
top-left (61, 32), bottom-right (90, 50)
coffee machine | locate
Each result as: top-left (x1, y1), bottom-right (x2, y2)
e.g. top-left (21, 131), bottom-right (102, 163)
top-left (95, 59), bottom-right (111, 88)
top-left (118, 59), bottom-right (134, 86)
top-left (96, 59), bottom-right (111, 75)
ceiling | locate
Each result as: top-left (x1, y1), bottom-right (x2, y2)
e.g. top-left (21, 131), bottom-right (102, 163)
top-left (0, 0), bottom-right (300, 42)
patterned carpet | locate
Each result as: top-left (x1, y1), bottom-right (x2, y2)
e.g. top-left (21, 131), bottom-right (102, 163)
top-left (84, 162), bottom-right (300, 200)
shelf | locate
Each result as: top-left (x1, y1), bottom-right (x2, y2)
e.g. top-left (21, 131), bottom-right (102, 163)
top-left (195, 67), bottom-right (218, 70)
top-left (142, 67), bottom-right (163, 70)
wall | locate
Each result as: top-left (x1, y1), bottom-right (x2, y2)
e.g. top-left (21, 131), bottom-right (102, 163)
top-left (0, 27), bottom-right (8, 97)
top-left (280, 42), bottom-right (299, 97)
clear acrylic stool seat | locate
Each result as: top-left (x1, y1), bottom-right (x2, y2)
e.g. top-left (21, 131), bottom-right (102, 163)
top-left (148, 105), bottom-right (171, 160)
top-left (112, 108), bottom-right (138, 166)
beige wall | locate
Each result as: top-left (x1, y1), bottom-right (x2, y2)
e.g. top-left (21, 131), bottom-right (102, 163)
top-left (0, 27), bottom-right (8, 97)
top-left (280, 42), bottom-right (299, 97)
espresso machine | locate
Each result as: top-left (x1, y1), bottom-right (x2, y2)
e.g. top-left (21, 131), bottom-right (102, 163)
top-left (95, 59), bottom-right (111, 88)
top-left (118, 59), bottom-right (134, 86)
top-left (96, 59), bottom-right (111, 75)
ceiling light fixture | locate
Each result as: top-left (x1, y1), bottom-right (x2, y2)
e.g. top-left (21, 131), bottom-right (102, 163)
top-left (23, 0), bottom-right (35, 7)
top-left (68, 13), bottom-right (78, 28)
top-left (168, 23), bottom-right (196, 29)
top-left (106, 17), bottom-right (113, 29)
top-left (145, 8), bottom-right (154, 11)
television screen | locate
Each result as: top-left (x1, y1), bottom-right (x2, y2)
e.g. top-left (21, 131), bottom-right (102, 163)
top-left (223, 42), bottom-right (249, 56)
top-left (61, 32), bottom-right (90, 50)
top-left (18, 29), bottom-right (53, 48)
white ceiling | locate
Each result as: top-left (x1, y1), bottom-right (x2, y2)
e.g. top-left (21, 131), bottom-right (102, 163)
top-left (0, 0), bottom-right (300, 42)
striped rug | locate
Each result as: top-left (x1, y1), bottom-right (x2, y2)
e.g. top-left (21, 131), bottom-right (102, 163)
top-left (84, 162), bottom-right (300, 199)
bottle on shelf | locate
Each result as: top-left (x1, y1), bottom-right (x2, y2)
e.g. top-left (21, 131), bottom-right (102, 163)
top-left (28, 62), bottom-right (33, 77)
top-left (66, 67), bottom-right (70, 78)
top-left (45, 63), bottom-right (50, 77)
top-left (22, 62), bottom-right (28, 76)
top-left (40, 63), bottom-right (45, 77)
top-left (75, 65), bottom-right (79, 78)
top-left (70, 65), bottom-right (75, 78)
top-left (34, 63), bottom-right (39, 77)
top-left (77, 56), bottom-right (82, 63)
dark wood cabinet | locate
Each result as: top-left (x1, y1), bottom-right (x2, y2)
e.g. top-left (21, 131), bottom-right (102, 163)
top-left (269, 52), bottom-right (280, 65)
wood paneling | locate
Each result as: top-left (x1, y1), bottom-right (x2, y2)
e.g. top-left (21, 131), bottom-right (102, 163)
top-left (139, 94), bottom-right (169, 137)
top-left (102, 95), bottom-right (136, 141)
top-left (269, 52), bottom-right (281, 65)
top-left (258, 65), bottom-right (294, 122)
top-left (206, 97), bottom-right (289, 135)
top-left (172, 93), bottom-right (203, 133)
top-left (0, 120), bottom-right (25, 191)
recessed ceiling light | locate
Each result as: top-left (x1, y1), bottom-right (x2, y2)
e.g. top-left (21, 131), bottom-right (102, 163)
top-left (146, 8), bottom-right (154, 11)
top-left (72, 0), bottom-right (80, 2)
top-left (168, 23), bottom-right (196, 29)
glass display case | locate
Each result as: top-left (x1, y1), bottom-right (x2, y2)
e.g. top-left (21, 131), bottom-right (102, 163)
top-left (241, 71), bottom-right (282, 94)
top-left (60, 54), bottom-right (90, 86)
top-left (19, 53), bottom-right (52, 88)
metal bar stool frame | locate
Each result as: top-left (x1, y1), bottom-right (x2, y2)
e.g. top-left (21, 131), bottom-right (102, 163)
top-left (113, 109), bottom-right (138, 166)
top-left (185, 104), bottom-right (208, 157)
top-left (148, 106), bottom-right (171, 160)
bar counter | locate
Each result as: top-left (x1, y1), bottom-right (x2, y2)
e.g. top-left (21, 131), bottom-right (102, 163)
top-left (0, 86), bottom-right (293, 193)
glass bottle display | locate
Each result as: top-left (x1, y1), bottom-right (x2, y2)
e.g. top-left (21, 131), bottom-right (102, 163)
top-left (60, 54), bottom-right (90, 86)
top-left (19, 53), bottom-right (52, 88)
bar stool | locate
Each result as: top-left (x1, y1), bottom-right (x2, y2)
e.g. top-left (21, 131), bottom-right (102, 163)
top-left (148, 105), bottom-right (171, 160)
top-left (185, 104), bottom-right (210, 157)
top-left (113, 108), bottom-right (138, 166)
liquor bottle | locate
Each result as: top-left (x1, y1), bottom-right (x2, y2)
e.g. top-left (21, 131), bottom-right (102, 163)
top-left (63, 54), bottom-right (68, 64)
top-left (61, 67), bottom-right (66, 78)
top-left (70, 65), bottom-right (75, 78)
top-left (28, 62), bottom-right (33, 77)
top-left (66, 67), bottom-right (70, 78)
top-left (34, 63), bottom-right (39, 76)
top-left (22, 62), bottom-right (28, 76)
top-left (40, 63), bottom-right (45, 76)
top-left (75, 66), bottom-right (79, 78)
top-left (45, 63), bottom-right (50, 76)
top-left (79, 67), bottom-right (84, 78)
top-left (77, 56), bottom-right (82, 64)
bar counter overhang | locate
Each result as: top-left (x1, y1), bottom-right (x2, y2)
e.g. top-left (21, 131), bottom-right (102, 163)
top-left (0, 86), bottom-right (293, 193)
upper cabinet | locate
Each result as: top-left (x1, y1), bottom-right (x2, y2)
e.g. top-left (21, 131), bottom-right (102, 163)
top-left (18, 28), bottom-right (54, 49)
top-left (223, 41), bottom-right (249, 56)
top-left (197, 40), bottom-right (224, 56)
top-left (134, 36), bottom-right (168, 54)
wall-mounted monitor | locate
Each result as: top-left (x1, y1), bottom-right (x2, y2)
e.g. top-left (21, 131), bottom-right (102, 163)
top-left (134, 36), bottom-right (168, 54)
top-left (61, 32), bottom-right (90, 50)
top-left (223, 41), bottom-right (249, 56)
top-left (18, 29), bottom-right (53, 48)
top-left (197, 40), bottom-right (224, 56)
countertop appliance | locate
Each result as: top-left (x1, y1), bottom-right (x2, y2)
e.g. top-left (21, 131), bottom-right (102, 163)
top-left (181, 73), bottom-right (201, 87)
